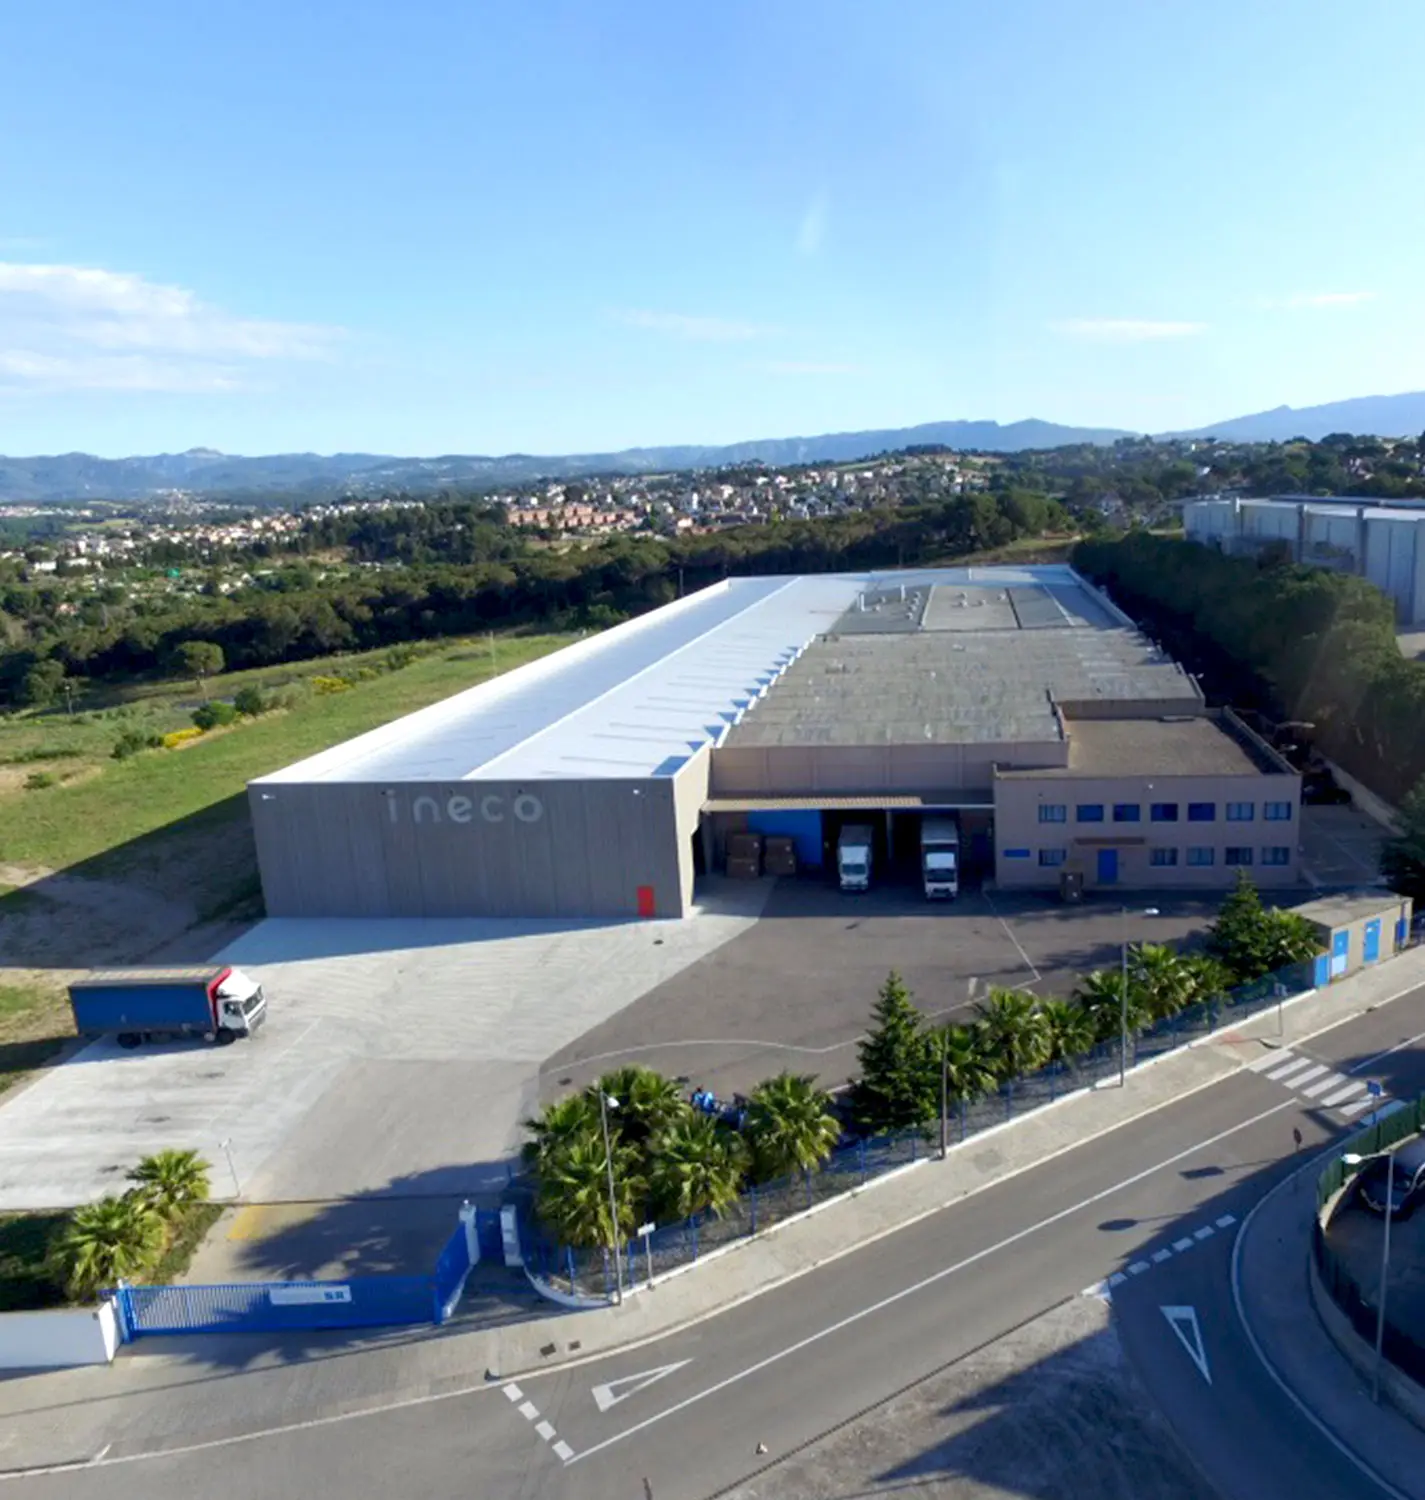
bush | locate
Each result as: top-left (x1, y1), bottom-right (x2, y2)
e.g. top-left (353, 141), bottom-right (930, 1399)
top-left (385, 645), bottom-right (419, 672)
top-left (191, 700), bottom-right (239, 731)
top-left (312, 675), bottom-right (353, 695)
top-left (111, 729), bottom-right (164, 760)
top-left (23, 772), bottom-right (54, 790)
top-left (232, 685), bottom-right (267, 717)
top-left (162, 726), bottom-right (205, 749)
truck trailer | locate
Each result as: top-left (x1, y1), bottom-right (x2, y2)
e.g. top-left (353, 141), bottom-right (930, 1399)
top-left (69, 966), bottom-right (267, 1048)
top-left (837, 823), bottom-right (875, 893)
top-left (920, 815), bottom-right (961, 899)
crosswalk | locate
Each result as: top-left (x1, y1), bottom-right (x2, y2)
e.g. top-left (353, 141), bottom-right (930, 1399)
top-left (1246, 1047), bottom-right (1385, 1120)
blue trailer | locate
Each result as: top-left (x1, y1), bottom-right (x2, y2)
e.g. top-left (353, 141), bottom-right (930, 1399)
top-left (69, 966), bottom-right (267, 1048)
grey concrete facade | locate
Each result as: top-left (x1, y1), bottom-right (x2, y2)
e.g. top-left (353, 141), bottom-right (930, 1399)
top-left (250, 769), bottom-right (697, 920)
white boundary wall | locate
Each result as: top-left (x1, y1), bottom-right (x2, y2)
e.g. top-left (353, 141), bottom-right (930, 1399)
top-left (0, 1301), bottom-right (120, 1368)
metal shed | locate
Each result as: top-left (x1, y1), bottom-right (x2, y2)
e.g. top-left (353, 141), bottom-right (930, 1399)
top-left (1288, 890), bottom-right (1415, 984)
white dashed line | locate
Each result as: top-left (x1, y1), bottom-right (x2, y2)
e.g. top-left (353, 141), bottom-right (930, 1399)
top-left (1128, 1260), bottom-right (1151, 1275)
top-left (553, 1440), bottom-right (575, 1462)
top-left (1152, 1248), bottom-right (1172, 1263)
top-left (1172, 1237), bottom-right (1194, 1252)
top-left (536, 1420), bottom-right (556, 1441)
top-left (1085, 1211), bottom-right (1242, 1297)
top-left (502, 1386), bottom-right (578, 1464)
top-left (1215, 1214), bottom-right (1236, 1229)
top-left (1322, 1081), bottom-right (1367, 1107)
top-left (1193, 1225), bottom-right (1214, 1241)
top-left (518, 1401), bottom-right (539, 1421)
top-left (502, 1383), bottom-right (523, 1402)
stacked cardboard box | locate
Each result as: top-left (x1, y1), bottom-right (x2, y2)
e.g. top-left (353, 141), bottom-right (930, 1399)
top-left (726, 832), bottom-right (763, 877)
top-left (763, 836), bottom-right (798, 876)
top-left (726, 856), bottom-right (761, 880)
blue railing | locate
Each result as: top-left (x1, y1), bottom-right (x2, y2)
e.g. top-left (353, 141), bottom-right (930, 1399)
top-left (524, 956), bottom-right (1321, 1300)
top-left (116, 1274), bottom-right (441, 1337)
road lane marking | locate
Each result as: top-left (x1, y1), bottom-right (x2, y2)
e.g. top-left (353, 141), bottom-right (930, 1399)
top-left (1109, 1271), bottom-right (1127, 1286)
top-left (1301, 1073), bottom-right (1351, 1099)
top-left (518, 1401), bottom-right (539, 1420)
top-left (1321, 1081), bottom-right (1367, 1107)
top-left (569, 1094), bottom-right (1306, 1466)
top-left (1172, 1236), bottom-right (1194, 1252)
top-left (1262, 1056), bottom-right (1315, 1080)
top-left (502, 1383), bottom-right (524, 1402)
top-left (1152, 1249), bottom-right (1172, 1263)
top-left (535, 1421), bottom-right (556, 1441)
top-left (1161, 1305), bottom-right (1211, 1384)
top-left (1215, 1214), bottom-right (1236, 1229)
top-left (1193, 1225), bottom-right (1214, 1241)
top-left (1128, 1261), bottom-right (1150, 1275)
top-left (592, 1360), bottom-right (692, 1413)
top-left (1286, 1063), bottom-right (1329, 1089)
top-left (552, 1440), bottom-right (575, 1462)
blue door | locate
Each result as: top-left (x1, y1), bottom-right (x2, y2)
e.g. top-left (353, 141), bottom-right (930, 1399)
top-left (1097, 848), bottom-right (1118, 885)
top-left (1330, 929), bottom-right (1350, 978)
top-left (1364, 920), bottom-right (1382, 964)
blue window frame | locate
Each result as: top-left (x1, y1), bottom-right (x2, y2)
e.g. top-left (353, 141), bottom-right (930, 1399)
top-left (1226, 802), bottom-right (1255, 822)
top-left (1264, 801), bottom-right (1294, 822)
top-left (1039, 848), bottom-right (1067, 868)
top-left (1225, 846), bottom-right (1254, 866)
top-left (1187, 802), bottom-right (1216, 822)
top-left (1003, 848), bottom-right (1031, 859)
top-left (1112, 803), bottom-right (1141, 823)
top-left (1150, 847), bottom-right (1179, 867)
top-left (1150, 802), bottom-right (1179, 823)
top-left (1076, 803), bottom-right (1104, 823)
top-left (1038, 804), bottom-right (1067, 824)
top-left (1186, 847), bottom-right (1215, 866)
top-left (1261, 846), bottom-right (1292, 866)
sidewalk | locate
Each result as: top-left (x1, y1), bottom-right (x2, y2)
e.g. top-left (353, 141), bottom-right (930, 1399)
top-left (4, 949), bottom-right (1425, 1474)
top-left (1236, 1143), bottom-right (1425, 1500)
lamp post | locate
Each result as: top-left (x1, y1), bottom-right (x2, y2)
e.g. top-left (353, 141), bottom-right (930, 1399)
top-left (940, 1027), bottom-right (950, 1160)
top-left (1120, 906), bottom-right (1161, 1086)
top-left (1344, 1150), bottom-right (1395, 1403)
top-left (598, 1091), bottom-right (625, 1304)
top-left (218, 1137), bottom-right (241, 1199)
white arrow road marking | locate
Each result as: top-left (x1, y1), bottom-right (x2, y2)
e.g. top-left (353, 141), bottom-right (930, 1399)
top-left (1162, 1305), bottom-right (1211, 1384)
top-left (592, 1360), bottom-right (692, 1413)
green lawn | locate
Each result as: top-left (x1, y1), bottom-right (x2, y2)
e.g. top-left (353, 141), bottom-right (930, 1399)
top-left (0, 632), bottom-right (573, 874)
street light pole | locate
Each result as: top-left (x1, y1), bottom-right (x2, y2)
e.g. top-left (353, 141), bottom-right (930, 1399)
top-left (1119, 906), bottom-right (1160, 1087)
top-left (598, 1091), bottom-right (625, 1304)
top-left (1375, 1151), bottom-right (1395, 1403)
top-left (940, 1028), bottom-right (949, 1160)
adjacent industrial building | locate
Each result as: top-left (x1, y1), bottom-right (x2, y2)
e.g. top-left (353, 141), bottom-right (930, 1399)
top-left (249, 565), bottom-right (1304, 919)
top-left (1185, 494), bottom-right (1425, 624)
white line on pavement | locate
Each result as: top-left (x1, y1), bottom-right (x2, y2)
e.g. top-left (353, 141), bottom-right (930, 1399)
top-left (1301, 1074), bottom-right (1351, 1100)
top-left (1287, 1064), bottom-right (1330, 1089)
top-left (1152, 1249), bottom-right (1172, 1263)
top-left (568, 1094), bottom-right (1305, 1466)
top-left (1263, 1056), bottom-right (1315, 1081)
top-left (502, 1384), bottom-right (523, 1402)
top-left (1173, 1237), bottom-right (1194, 1252)
top-left (518, 1401), bottom-right (539, 1421)
top-left (1321, 1082), bottom-right (1367, 1108)
top-left (1216, 1214), bottom-right (1236, 1229)
top-left (1193, 1226), bottom-right (1215, 1241)
top-left (552, 1440), bottom-right (575, 1462)
top-left (536, 1421), bottom-right (556, 1441)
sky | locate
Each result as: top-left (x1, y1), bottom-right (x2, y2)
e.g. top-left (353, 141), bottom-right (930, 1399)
top-left (1, 0), bottom-right (1424, 458)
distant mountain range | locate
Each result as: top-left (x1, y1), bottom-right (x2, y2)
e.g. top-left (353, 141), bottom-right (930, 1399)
top-left (4, 391), bottom-right (1425, 503)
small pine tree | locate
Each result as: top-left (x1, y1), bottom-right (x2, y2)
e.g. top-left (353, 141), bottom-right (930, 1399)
top-left (850, 971), bottom-right (936, 1136)
top-left (1205, 871), bottom-right (1271, 981)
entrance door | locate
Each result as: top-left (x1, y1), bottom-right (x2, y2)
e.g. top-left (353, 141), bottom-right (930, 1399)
top-left (1096, 848), bottom-right (1119, 885)
top-left (1330, 929), bottom-right (1350, 978)
top-left (1363, 919), bottom-right (1382, 964)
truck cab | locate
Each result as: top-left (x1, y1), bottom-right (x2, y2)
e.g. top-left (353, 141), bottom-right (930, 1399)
top-left (214, 969), bottom-right (267, 1037)
top-left (837, 823), bottom-right (874, 892)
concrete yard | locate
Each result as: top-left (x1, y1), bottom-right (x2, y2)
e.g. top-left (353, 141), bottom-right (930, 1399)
top-left (0, 885), bottom-right (769, 1210)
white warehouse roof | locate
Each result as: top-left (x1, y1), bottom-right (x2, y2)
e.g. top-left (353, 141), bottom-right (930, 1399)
top-left (253, 565), bottom-right (1129, 785)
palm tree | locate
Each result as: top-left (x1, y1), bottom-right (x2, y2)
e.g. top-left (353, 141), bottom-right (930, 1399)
top-left (744, 1072), bottom-right (841, 1183)
top-left (649, 1113), bottom-right (749, 1222)
top-left (972, 988), bottom-right (1050, 1082)
top-left (48, 1195), bottom-right (163, 1300)
top-left (534, 1133), bottom-right (645, 1251)
top-left (1182, 952), bottom-right (1231, 1005)
top-left (1038, 999), bottom-right (1095, 1068)
top-left (1129, 943), bottom-right (1195, 1022)
top-left (126, 1149), bottom-right (212, 1219)
top-left (522, 1092), bottom-right (601, 1175)
top-left (590, 1066), bottom-right (690, 1152)
top-left (1074, 969), bottom-right (1150, 1045)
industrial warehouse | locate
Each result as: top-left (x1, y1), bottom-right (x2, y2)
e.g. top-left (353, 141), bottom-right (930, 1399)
top-left (248, 565), bottom-right (1304, 919)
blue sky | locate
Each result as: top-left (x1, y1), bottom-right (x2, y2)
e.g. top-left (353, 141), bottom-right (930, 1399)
top-left (1, 0), bottom-right (1423, 457)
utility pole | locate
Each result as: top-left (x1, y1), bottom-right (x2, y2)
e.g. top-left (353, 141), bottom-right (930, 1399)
top-left (598, 1091), bottom-right (625, 1304)
top-left (940, 1029), bottom-right (950, 1159)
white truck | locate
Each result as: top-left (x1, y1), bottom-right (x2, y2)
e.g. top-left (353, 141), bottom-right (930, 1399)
top-left (920, 816), bottom-right (961, 899)
top-left (837, 823), bottom-right (874, 893)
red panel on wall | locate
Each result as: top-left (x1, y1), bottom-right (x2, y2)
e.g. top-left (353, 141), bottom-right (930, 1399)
top-left (636, 885), bottom-right (655, 919)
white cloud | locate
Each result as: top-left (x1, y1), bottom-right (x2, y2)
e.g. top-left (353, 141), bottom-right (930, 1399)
top-left (613, 308), bottom-right (776, 342)
top-left (763, 360), bottom-right (859, 376)
top-left (1052, 318), bottom-right (1207, 342)
top-left (1282, 291), bottom-right (1375, 309)
top-left (0, 262), bottom-right (342, 392)
top-left (796, 192), bottom-right (829, 257)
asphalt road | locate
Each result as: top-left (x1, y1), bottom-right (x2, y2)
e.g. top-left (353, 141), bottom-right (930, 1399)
top-left (16, 989), bottom-right (1425, 1500)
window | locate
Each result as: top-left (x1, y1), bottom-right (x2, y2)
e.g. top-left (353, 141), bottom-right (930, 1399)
top-left (1113, 803), bottom-right (1141, 823)
top-left (1003, 848), bottom-right (1031, 859)
top-left (1226, 802), bottom-right (1255, 822)
top-left (1186, 847), bottom-right (1216, 866)
top-left (1039, 848), bottom-right (1067, 868)
top-left (1264, 801), bottom-right (1294, 822)
top-left (1038, 804), bottom-right (1067, 824)
top-left (1225, 846), bottom-right (1254, 866)
top-left (1150, 802), bottom-right (1179, 823)
top-left (1076, 803), bottom-right (1104, 823)
top-left (1262, 846), bottom-right (1292, 866)
top-left (1188, 802), bottom-right (1216, 822)
top-left (1150, 847), bottom-right (1179, 867)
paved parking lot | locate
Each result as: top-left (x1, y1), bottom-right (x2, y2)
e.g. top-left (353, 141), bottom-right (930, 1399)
top-left (1299, 803), bottom-right (1389, 889)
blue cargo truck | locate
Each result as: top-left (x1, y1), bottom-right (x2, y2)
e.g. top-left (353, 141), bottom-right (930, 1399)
top-left (68, 966), bottom-right (267, 1048)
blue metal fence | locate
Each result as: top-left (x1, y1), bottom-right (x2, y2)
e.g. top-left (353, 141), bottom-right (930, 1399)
top-left (116, 1274), bottom-right (440, 1338)
top-left (524, 955), bottom-right (1324, 1301)
top-left (432, 1221), bottom-right (473, 1320)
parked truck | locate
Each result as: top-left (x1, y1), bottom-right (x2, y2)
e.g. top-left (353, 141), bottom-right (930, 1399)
top-left (68, 966), bottom-right (267, 1048)
top-left (837, 823), bottom-right (875, 893)
top-left (920, 815), bottom-right (961, 899)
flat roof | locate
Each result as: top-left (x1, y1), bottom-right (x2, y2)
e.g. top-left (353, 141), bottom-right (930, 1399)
top-left (1288, 891), bottom-right (1409, 929)
top-left (703, 791), bottom-right (994, 813)
top-left (724, 580), bottom-right (1197, 748)
top-left (994, 714), bottom-right (1280, 778)
top-left (255, 565), bottom-right (1134, 785)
